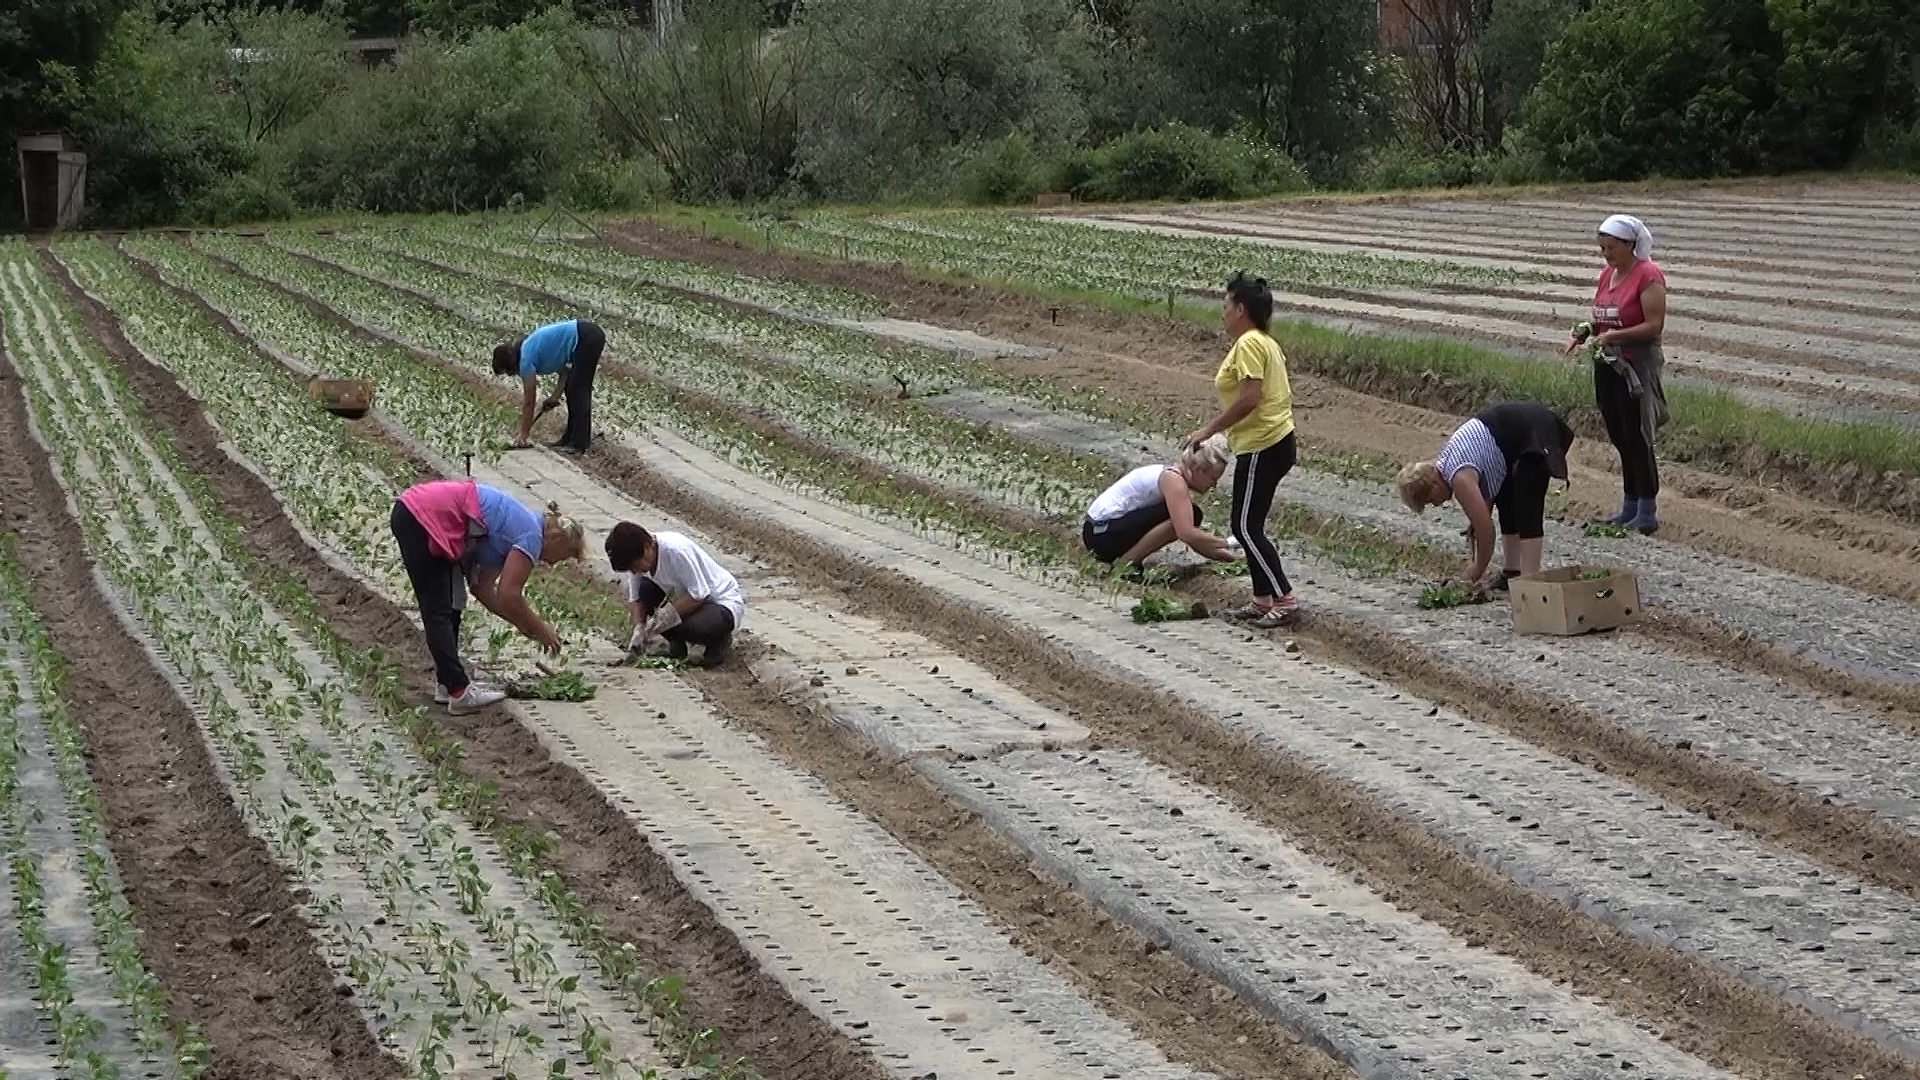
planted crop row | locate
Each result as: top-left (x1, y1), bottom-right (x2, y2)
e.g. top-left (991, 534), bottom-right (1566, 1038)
top-left (61, 236), bottom-right (607, 673)
top-left (381, 228), bottom-right (967, 393)
top-left (0, 553), bottom-right (200, 1080)
top-left (20, 240), bottom-right (679, 1079)
top-left (731, 210), bottom-right (1544, 301)
top-left (236, 226), bottom-right (1438, 593)
top-left (439, 216), bottom-right (886, 321)
top-left (255, 230), bottom-right (1115, 521)
top-left (348, 228), bottom-right (1445, 580)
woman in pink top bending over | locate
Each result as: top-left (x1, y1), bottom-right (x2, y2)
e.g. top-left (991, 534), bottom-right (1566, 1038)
top-left (389, 479), bottom-right (586, 713)
top-left (1566, 213), bottom-right (1668, 534)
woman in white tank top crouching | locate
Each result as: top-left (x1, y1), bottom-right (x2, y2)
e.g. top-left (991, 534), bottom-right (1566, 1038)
top-left (1082, 434), bottom-right (1241, 575)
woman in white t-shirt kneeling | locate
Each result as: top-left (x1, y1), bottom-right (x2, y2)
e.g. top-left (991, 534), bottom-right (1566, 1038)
top-left (1082, 435), bottom-right (1239, 576)
top-left (605, 521), bottom-right (745, 668)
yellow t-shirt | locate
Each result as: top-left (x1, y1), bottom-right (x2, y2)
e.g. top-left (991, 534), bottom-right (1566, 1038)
top-left (1214, 329), bottom-right (1295, 455)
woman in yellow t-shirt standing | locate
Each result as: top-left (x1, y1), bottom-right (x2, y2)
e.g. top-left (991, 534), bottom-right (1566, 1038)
top-left (1185, 272), bottom-right (1298, 628)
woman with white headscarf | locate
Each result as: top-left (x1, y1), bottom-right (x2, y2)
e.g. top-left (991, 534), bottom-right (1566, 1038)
top-left (1566, 214), bottom-right (1668, 534)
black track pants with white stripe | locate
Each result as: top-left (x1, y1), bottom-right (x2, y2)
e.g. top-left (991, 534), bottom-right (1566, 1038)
top-left (1230, 432), bottom-right (1296, 599)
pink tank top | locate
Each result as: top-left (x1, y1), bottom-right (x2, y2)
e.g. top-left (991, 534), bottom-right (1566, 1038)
top-left (1591, 260), bottom-right (1666, 333)
top-left (397, 480), bottom-right (483, 561)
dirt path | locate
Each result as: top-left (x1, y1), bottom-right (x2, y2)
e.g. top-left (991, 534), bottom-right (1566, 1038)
top-left (609, 220), bottom-right (1920, 603)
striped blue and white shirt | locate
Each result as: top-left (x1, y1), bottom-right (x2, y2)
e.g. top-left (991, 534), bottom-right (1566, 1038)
top-left (1435, 419), bottom-right (1506, 504)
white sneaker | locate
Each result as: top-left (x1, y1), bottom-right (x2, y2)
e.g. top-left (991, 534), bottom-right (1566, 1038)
top-left (446, 685), bottom-right (507, 714)
top-left (436, 680), bottom-right (497, 704)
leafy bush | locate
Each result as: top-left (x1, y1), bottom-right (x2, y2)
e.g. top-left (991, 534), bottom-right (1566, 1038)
top-left (579, 0), bottom-right (805, 202)
top-left (1127, 0), bottom-right (1390, 173)
top-left (963, 132), bottom-right (1049, 204)
top-left (45, 10), bottom-right (257, 227)
top-left (186, 171), bottom-right (298, 226)
top-left (794, 0), bottom-right (1090, 199)
top-left (279, 11), bottom-right (617, 213)
top-left (1858, 117), bottom-right (1920, 172)
top-left (1520, 0), bottom-right (1919, 180)
top-left (1355, 144), bottom-right (1545, 190)
top-left (1056, 124), bottom-right (1310, 202)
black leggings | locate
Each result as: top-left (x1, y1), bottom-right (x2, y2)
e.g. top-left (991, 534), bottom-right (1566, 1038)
top-left (1082, 502), bottom-right (1204, 564)
top-left (1231, 432), bottom-right (1296, 599)
top-left (632, 577), bottom-right (735, 653)
top-left (390, 502), bottom-right (469, 693)
top-left (559, 320), bottom-right (604, 451)
top-left (1595, 361), bottom-right (1658, 498)
top-left (1493, 455), bottom-right (1549, 539)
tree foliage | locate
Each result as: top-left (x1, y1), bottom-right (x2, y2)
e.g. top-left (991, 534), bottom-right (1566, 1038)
top-left (1520, 0), bottom-right (1918, 179)
top-left (578, 0), bottom-right (803, 200)
top-left (794, 0), bottom-right (1090, 197)
top-left (1128, 0), bottom-right (1387, 171)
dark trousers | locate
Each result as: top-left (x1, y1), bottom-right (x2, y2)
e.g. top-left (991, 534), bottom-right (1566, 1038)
top-left (632, 577), bottom-right (735, 653)
top-left (559, 320), bottom-right (604, 451)
top-left (1595, 361), bottom-right (1658, 498)
top-left (1231, 432), bottom-right (1296, 599)
top-left (391, 502), bottom-right (469, 693)
top-left (1082, 502), bottom-right (1203, 564)
top-left (1494, 456), bottom-right (1549, 539)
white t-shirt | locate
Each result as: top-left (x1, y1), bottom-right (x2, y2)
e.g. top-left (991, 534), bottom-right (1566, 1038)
top-left (624, 532), bottom-right (746, 625)
top-left (1087, 464), bottom-right (1171, 523)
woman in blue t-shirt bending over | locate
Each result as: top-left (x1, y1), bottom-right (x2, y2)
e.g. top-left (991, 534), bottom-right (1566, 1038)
top-left (492, 317), bottom-right (606, 453)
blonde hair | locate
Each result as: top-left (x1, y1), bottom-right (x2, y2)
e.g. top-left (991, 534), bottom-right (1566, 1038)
top-left (1178, 433), bottom-right (1232, 478)
top-left (1395, 461), bottom-right (1442, 513)
top-left (542, 502), bottom-right (586, 563)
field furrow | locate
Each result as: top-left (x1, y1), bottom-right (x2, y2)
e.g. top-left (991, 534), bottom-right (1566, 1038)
top-left (290, 222), bottom-right (1920, 688)
top-left (120, 221), bottom-right (1784, 1076)
top-left (619, 421), bottom-right (1920, 1060)
top-left (24, 243), bottom-right (683, 1079)
top-left (114, 243), bottom-right (1276, 1080)
top-left (455, 440), bottom-right (1731, 1080)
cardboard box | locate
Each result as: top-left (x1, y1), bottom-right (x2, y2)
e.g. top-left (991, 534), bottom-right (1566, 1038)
top-left (308, 377), bottom-right (374, 419)
top-left (1509, 565), bottom-right (1641, 636)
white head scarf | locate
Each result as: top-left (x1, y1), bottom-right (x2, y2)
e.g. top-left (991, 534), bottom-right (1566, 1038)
top-left (1598, 214), bottom-right (1654, 260)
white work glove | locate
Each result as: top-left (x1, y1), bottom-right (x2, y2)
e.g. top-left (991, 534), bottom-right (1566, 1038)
top-left (649, 605), bottom-right (682, 635)
top-left (627, 624), bottom-right (650, 652)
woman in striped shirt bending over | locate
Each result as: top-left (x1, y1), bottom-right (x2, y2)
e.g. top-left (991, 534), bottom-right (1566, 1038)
top-left (1394, 402), bottom-right (1575, 590)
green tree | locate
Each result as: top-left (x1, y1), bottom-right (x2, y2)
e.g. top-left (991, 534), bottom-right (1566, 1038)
top-left (578, 0), bottom-right (804, 200)
top-left (1766, 0), bottom-right (1918, 167)
top-left (1519, 0), bottom-right (1784, 179)
top-left (44, 8), bottom-right (250, 225)
top-left (280, 10), bottom-right (618, 212)
top-left (794, 0), bottom-right (1091, 197)
top-left (1480, 0), bottom-right (1585, 135)
top-left (1129, 0), bottom-right (1385, 172)
top-left (0, 0), bottom-right (126, 224)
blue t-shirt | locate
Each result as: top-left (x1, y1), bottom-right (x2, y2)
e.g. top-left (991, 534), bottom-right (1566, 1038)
top-left (474, 484), bottom-right (544, 569)
top-left (518, 320), bottom-right (579, 378)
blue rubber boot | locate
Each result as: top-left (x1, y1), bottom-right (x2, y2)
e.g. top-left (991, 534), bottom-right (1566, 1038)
top-left (1607, 495), bottom-right (1638, 526)
top-left (1627, 496), bottom-right (1658, 535)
